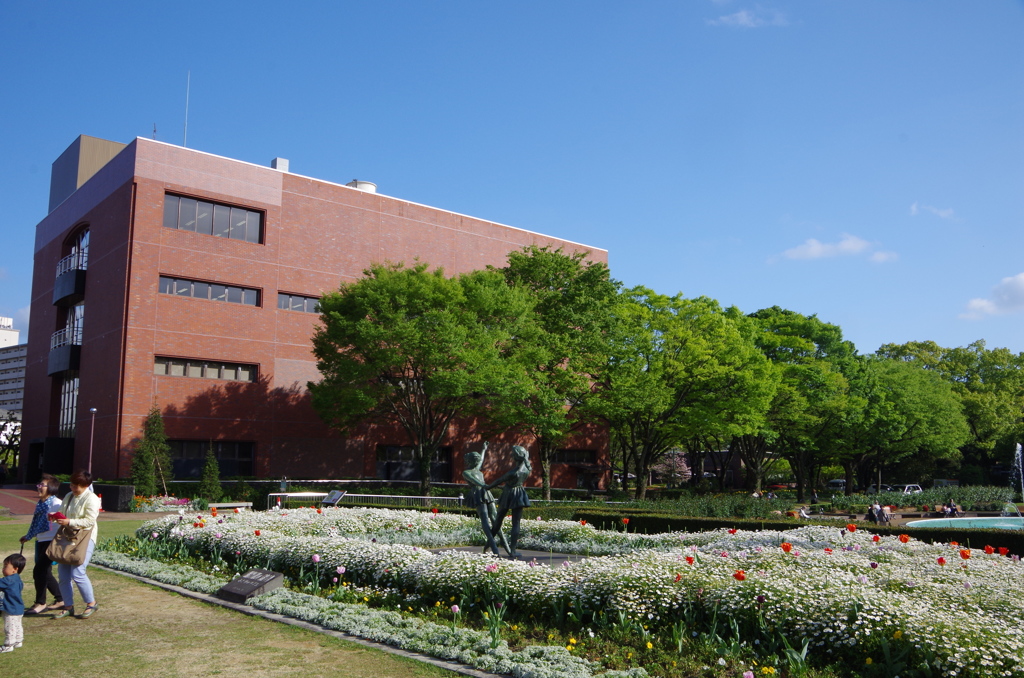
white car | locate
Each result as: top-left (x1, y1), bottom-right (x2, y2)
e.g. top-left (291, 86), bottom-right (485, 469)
top-left (892, 483), bottom-right (923, 494)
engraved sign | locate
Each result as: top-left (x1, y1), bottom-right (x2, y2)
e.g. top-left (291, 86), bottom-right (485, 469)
top-left (216, 568), bottom-right (284, 604)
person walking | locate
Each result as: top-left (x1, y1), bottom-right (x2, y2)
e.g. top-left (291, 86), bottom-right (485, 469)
top-left (19, 474), bottom-right (64, 614)
top-left (53, 469), bottom-right (100, 619)
top-left (0, 553), bottom-right (26, 652)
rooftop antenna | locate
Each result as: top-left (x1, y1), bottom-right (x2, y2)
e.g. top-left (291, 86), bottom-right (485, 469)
top-left (152, 123), bottom-right (157, 140)
top-left (183, 70), bottom-right (191, 147)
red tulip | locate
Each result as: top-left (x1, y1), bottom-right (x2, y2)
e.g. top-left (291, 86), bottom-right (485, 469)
top-left (685, 556), bottom-right (694, 565)
top-left (254, 530), bottom-right (261, 536)
top-left (846, 524), bottom-right (857, 533)
top-left (431, 508), bottom-right (439, 514)
top-left (674, 573), bottom-right (682, 582)
top-left (823, 547), bottom-right (833, 554)
top-left (950, 541), bottom-right (959, 546)
top-left (728, 529), bottom-right (738, 535)
top-left (984, 545), bottom-right (994, 555)
top-left (872, 535), bottom-right (880, 543)
top-left (959, 549), bottom-right (971, 560)
top-left (898, 534), bottom-right (910, 544)
top-left (733, 570), bottom-right (746, 581)
top-left (780, 542), bottom-right (793, 553)
top-left (998, 547), bottom-right (1009, 556)
top-left (580, 520), bottom-right (587, 526)
top-left (936, 557), bottom-right (946, 566)
top-left (622, 518), bottom-right (630, 525)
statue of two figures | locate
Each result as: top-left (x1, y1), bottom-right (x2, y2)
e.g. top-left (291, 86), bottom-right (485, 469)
top-left (462, 442), bottom-right (532, 559)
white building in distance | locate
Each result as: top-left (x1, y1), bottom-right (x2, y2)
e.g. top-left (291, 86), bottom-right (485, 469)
top-left (0, 318), bottom-right (26, 417)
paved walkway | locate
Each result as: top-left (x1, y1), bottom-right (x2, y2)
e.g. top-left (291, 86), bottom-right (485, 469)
top-left (0, 484), bottom-right (164, 522)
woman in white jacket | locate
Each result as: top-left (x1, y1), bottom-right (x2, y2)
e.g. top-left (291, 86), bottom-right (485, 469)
top-left (53, 469), bottom-right (100, 619)
top-left (19, 474), bottom-right (64, 614)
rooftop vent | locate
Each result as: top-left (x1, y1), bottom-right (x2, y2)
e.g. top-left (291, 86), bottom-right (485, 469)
top-left (271, 157), bottom-right (289, 172)
top-left (345, 179), bottom-right (377, 193)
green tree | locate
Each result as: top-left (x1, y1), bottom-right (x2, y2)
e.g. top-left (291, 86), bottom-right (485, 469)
top-left (309, 262), bottom-right (534, 494)
top-left (877, 340), bottom-right (1024, 480)
top-left (0, 411), bottom-right (20, 471)
top-left (827, 356), bottom-right (970, 491)
top-left (132, 406), bottom-right (173, 496)
top-left (740, 307), bottom-right (855, 499)
top-left (494, 246), bottom-right (619, 499)
top-left (198, 444), bottom-right (223, 502)
top-left (595, 289), bottom-right (775, 500)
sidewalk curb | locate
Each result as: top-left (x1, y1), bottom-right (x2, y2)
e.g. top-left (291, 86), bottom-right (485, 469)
top-left (91, 563), bottom-right (502, 678)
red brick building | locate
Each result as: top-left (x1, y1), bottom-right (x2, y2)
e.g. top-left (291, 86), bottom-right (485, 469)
top-left (21, 135), bottom-right (609, 489)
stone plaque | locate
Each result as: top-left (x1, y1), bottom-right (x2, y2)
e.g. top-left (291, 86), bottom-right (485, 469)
top-left (216, 569), bottom-right (284, 604)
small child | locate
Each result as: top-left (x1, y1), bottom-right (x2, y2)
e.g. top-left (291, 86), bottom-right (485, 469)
top-left (0, 553), bottom-right (26, 652)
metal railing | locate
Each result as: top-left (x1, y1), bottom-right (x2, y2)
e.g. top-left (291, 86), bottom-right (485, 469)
top-left (55, 250), bottom-right (88, 278)
top-left (50, 326), bottom-right (83, 350)
top-left (338, 493), bottom-right (464, 508)
top-left (266, 492), bottom-right (466, 510)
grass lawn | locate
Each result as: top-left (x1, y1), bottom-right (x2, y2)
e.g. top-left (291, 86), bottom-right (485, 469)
top-left (0, 518), bottom-right (456, 678)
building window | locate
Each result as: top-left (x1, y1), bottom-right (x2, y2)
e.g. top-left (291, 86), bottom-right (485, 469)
top-left (553, 449), bottom-right (597, 465)
top-left (57, 371), bottom-right (79, 437)
top-left (168, 440), bottom-right (254, 478)
top-left (158, 276), bottom-right (260, 306)
top-left (376, 445), bottom-right (451, 483)
top-left (277, 293), bottom-right (320, 314)
top-left (163, 194), bottom-right (264, 244)
top-left (154, 357), bottom-right (257, 382)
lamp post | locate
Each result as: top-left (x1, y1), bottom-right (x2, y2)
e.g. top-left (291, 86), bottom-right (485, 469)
top-left (88, 407), bottom-right (97, 474)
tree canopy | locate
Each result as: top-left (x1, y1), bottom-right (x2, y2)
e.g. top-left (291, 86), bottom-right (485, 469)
top-left (310, 262), bottom-right (535, 494)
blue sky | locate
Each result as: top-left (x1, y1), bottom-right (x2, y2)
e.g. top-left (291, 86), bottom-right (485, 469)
top-left (2, 1), bottom-right (1022, 354)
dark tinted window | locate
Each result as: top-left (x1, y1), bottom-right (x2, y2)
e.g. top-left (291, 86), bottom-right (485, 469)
top-left (163, 193), bottom-right (263, 244)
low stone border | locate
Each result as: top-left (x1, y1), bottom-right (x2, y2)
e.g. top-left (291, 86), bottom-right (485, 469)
top-left (92, 563), bottom-right (502, 678)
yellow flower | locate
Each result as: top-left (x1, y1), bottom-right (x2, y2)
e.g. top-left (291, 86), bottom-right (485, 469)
top-left (435, 601), bottom-right (441, 607)
top-left (646, 642), bottom-right (653, 650)
top-left (548, 633), bottom-right (555, 641)
top-left (363, 596), bottom-right (369, 602)
top-left (511, 625), bottom-right (518, 631)
top-left (893, 630), bottom-right (903, 640)
top-left (627, 653), bottom-right (633, 659)
top-left (483, 612), bottom-right (489, 618)
top-left (566, 646), bottom-right (573, 652)
top-left (569, 638), bottom-right (577, 645)
top-left (407, 606), bottom-right (413, 611)
top-left (761, 668), bottom-right (776, 675)
top-left (866, 657), bottom-right (873, 665)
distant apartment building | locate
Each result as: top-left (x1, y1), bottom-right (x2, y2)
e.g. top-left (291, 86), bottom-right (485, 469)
top-left (20, 135), bottom-right (610, 488)
top-left (0, 319), bottom-right (26, 417)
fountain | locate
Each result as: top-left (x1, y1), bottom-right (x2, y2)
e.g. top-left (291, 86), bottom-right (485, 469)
top-left (906, 443), bottom-right (1024, 531)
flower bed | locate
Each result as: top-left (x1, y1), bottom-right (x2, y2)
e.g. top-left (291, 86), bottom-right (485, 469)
top-left (100, 506), bottom-right (1024, 677)
top-left (130, 495), bottom-right (206, 512)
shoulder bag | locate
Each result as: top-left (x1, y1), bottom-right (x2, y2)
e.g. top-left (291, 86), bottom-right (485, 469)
top-left (46, 524), bottom-right (93, 566)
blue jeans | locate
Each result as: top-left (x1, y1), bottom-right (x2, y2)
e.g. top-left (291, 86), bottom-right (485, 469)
top-left (57, 540), bottom-right (95, 608)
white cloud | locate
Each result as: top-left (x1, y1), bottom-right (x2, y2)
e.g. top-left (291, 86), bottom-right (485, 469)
top-left (869, 251), bottom-right (899, 263)
top-left (773, 233), bottom-right (896, 265)
top-left (910, 202), bottom-right (954, 220)
top-left (782, 234), bottom-right (872, 260)
top-left (961, 272), bottom-right (1024, 319)
top-left (708, 7), bottom-right (788, 28)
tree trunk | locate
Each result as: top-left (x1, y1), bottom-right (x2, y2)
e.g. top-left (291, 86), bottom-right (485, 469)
top-left (418, 443), bottom-right (433, 496)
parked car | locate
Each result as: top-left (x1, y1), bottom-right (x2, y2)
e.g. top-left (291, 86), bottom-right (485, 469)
top-left (865, 484), bottom-right (895, 494)
top-left (892, 483), bottom-right (923, 494)
top-left (826, 479), bottom-right (846, 491)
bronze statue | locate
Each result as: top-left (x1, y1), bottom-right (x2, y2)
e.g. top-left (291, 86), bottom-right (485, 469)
top-left (487, 445), bottom-right (532, 559)
top-left (462, 442), bottom-right (510, 556)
